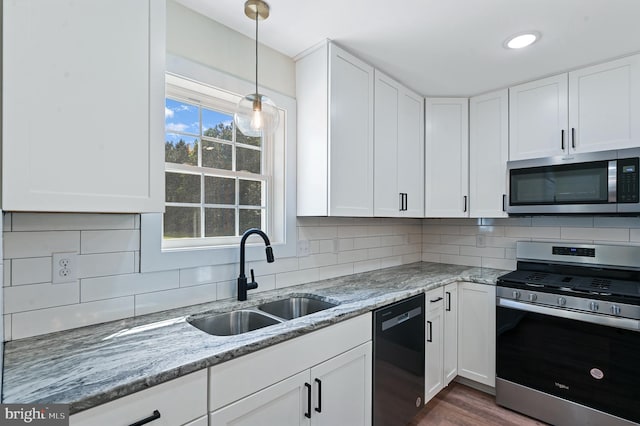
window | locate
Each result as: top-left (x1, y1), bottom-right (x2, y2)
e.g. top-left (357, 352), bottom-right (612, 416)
top-left (163, 81), bottom-right (272, 248)
top-left (140, 57), bottom-right (296, 272)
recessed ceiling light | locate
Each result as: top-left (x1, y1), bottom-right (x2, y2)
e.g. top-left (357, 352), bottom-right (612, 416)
top-left (504, 32), bottom-right (540, 49)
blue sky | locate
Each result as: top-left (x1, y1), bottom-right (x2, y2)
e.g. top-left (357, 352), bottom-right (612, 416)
top-left (165, 98), bottom-right (233, 144)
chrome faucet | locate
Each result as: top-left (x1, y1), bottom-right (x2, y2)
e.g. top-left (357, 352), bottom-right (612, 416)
top-left (238, 228), bottom-right (275, 301)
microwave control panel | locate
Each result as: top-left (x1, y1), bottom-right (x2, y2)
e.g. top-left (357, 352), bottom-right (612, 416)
top-left (617, 157), bottom-right (639, 203)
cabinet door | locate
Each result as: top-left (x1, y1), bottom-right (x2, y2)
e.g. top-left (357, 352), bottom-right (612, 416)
top-left (398, 89), bottom-right (425, 217)
top-left (425, 98), bottom-right (469, 217)
top-left (425, 305), bottom-right (444, 402)
top-left (210, 370), bottom-right (311, 426)
top-left (569, 54), bottom-right (640, 153)
top-left (457, 282), bottom-right (496, 387)
top-left (469, 90), bottom-right (509, 218)
top-left (443, 282), bottom-right (458, 385)
top-left (509, 74), bottom-right (568, 160)
top-left (329, 44), bottom-right (374, 216)
top-left (310, 342), bottom-right (372, 426)
top-left (374, 71), bottom-right (401, 217)
top-left (3, 0), bottom-right (164, 212)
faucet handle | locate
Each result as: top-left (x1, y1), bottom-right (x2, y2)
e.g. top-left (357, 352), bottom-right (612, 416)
top-left (248, 269), bottom-right (258, 290)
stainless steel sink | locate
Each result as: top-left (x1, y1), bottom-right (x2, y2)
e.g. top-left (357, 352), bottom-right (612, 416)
top-left (258, 296), bottom-right (337, 320)
top-left (187, 310), bottom-right (283, 336)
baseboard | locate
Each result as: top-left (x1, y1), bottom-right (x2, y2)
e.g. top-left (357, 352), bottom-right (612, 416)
top-left (453, 376), bottom-right (496, 396)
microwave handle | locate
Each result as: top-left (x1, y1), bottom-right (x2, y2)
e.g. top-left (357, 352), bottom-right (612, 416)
top-left (561, 129), bottom-right (565, 150)
top-left (502, 194), bottom-right (506, 212)
top-left (608, 160), bottom-right (617, 203)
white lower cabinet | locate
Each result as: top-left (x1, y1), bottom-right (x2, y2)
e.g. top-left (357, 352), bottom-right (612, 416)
top-left (424, 282), bottom-right (459, 403)
top-left (457, 282), bottom-right (496, 387)
top-left (69, 370), bottom-right (208, 426)
top-left (209, 314), bottom-right (372, 426)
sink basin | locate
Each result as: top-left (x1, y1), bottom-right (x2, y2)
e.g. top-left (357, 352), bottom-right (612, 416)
top-left (188, 310), bottom-right (283, 336)
top-left (258, 296), bottom-right (337, 320)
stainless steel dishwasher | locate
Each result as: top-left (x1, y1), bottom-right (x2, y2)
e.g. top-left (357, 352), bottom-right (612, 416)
top-left (373, 293), bottom-right (425, 426)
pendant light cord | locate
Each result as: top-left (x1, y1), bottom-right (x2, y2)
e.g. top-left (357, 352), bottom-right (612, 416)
top-left (255, 10), bottom-right (259, 96)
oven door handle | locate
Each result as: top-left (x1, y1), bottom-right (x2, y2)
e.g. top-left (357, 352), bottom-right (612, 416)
top-left (497, 298), bottom-right (640, 332)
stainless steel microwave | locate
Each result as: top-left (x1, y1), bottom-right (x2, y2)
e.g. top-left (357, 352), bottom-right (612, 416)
top-left (506, 148), bottom-right (640, 214)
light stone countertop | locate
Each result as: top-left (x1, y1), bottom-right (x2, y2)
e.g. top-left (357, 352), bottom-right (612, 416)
top-left (1, 261), bottom-right (507, 414)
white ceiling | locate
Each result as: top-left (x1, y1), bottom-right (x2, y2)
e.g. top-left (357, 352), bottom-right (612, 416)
top-left (176, 0), bottom-right (640, 96)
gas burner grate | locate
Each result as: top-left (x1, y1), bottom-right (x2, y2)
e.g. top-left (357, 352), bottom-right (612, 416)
top-left (523, 272), bottom-right (549, 282)
top-left (589, 278), bottom-right (612, 290)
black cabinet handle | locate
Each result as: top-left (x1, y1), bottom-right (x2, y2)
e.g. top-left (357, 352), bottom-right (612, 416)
top-left (129, 410), bottom-right (161, 426)
top-left (399, 193), bottom-right (403, 211)
top-left (430, 297), bottom-right (443, 303)
top-left (463, 196), bottom-right (468, 212)
top-left (502, 194), bottom-right (506, 212)
top-left (315, 378), bottom-right (322, 413)
top-left (571, 127), bottom-right (576, 148)
top-left (305, 382), bottom-right (312, 418)
top-left (446, 292), bottom-right (451, 311)
top-left (561, 129), bottom-right (565, 150)
top-left (403, 193), bottom-right (408, 211)
top-left (427, 320), bottom-right (433, 342)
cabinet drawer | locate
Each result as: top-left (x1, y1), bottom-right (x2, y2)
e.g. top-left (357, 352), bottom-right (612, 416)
top-left (209, 313), bottom-right (372, 411)
top-left (70, 370), bottom-right (207, 426)
top-left (425, 287), bottom-right (445, 312)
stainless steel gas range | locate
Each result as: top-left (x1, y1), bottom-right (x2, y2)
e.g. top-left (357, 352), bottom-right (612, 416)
top-left (496, 241), bottom-right (640, 426)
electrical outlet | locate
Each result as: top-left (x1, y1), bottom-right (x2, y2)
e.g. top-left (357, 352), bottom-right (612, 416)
top-left (53, 252), bottom-right (78, 284)
top-left (297, 240), bottom-right (310, 257)
top-left (476, 234), bottom-right (486, 248)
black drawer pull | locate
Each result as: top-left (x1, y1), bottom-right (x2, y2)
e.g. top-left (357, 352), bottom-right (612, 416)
top-left (430, 297), bottom-right (443, 303)
top-left (427, 320), bottom-right (433, 342)
top-left (561, 129), bottom-right (565, 150)
top-left (446, 292), bottom-right (452, 311)
top-left (129, 410), bottom-right (161, 426)
top-left (571, 127), bottom-right (576, 148)
top-left (305, 382), bottom-right (312, 418)
top-left (315, 378), bottom-right (322, 413)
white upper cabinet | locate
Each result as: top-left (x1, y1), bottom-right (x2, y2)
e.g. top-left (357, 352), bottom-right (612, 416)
top-left (296, 42), bottom-right (374, 216)
top-left (469, 89), bottom-right (509, 218)
top-left (569, 54), bottom-right (640, 153)
top-left (509, 74), bottom-right (568, 160)
top-left (374, 71), bottom-right (424, 217)
top-left (425, 98), bottom-right (469, 217)
top-left (3, 0), bottom-right (165, 212)
top-left (510, 53), bottom-right (640, 161)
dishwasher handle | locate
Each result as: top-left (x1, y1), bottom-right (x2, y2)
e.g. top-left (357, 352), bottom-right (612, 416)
top-left (381, 306), bottom-right (423, 331)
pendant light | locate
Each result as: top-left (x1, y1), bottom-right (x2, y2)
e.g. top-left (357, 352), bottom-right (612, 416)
top-left (234, 0), bottom-right (279, 138)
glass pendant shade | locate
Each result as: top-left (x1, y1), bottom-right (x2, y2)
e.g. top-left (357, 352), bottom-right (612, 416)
top-left (234, 93), bottom-right (279, 137)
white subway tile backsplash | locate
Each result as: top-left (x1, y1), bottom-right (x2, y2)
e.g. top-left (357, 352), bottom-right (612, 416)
top-left (11, 257), bottom-right (52, 286)
top-left (560, 227), bottom-right (629, 242)
top-left (217, 274), bottom-right (276, 301)
top-left (459, 225), bottom-right (505, 237)
top-left (337, 226), bottom-right (370, 238)
top-left (423, 225), bottom-right (460, 235)
top-left (368, 246), bottom-right (394, 259)
top-left (353, 259), bottom-right (381, 274)
top-left (440, 254), bottom-right (482, 267)
top-left (504, 226), bottom-right (560, 239)
top-left (532, 216), bottom-right (594, 228)
top-left (276, 268), bottom-right (319, 289)
top-left (354, 236), bottom-right (381, 249)
top-left (318, 239), bottom-right (335, 253)
top-left (81, 230), bottom-right (140, 254)
top-left (422, 252), bottom-right (441, 263)
top-left (135, 284), bottom-right (217, 316)
top-left (78, 252), bottom-right (136, 278)
top-left (393, 244), bottom-right (421, 256)
top-left (4, 261), bottom-right (10, 287)
top-left (318, 263), bottom-right (354, 281)
top-left (483, 236), bottom-right (519, 249)
top-left (11, 297), bottom-right (134, 339)
top-left (298, 253), bottom-right (338, 269)
top-left (401, 253), bottom-right (422, 264)
top-left (4, 314), bottom-right (12, 341)
top-left (631, 229), bottom-right (640, 242)
top-left (4, 231), bottom-right (80, 259)
top-left (459, 246), bottom-right (505, 258)
top-left (3, 212), bottom-right (12, 232)
top-left (593, 217), bottom-right (640, 228)
top-left (4, 282), bottom-right (79, 314)
top-left (481, 217), bottom-right (533, 227)
top-left (380, 235), bottom-right (407, 246)
top-left (338, 249), bottom-right (369, 264)
top-left (379, 256), bottom-right (402, 269)
top-left (12, 213), bottom-right (135, 231)
top-left (298, 226), bottom-right (338, 240)
top-left (338, 238), bottom-right (355, 251)
top-left (81, 270), bottom-right (179, 302)
top-left (422, 244), bottom-right (460, 255)
top-left (481, 257), bottom-right (516, 270)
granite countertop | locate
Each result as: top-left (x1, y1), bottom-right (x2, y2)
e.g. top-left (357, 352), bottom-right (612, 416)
top-left (2, 261), bottom-right (506, 414)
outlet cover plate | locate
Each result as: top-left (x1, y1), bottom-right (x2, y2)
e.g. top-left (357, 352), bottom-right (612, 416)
top-left (53, 252), bottom-right (78, 284)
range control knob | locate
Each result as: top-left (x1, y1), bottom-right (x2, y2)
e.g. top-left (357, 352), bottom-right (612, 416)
top-left (611, 305), bottom-right (621, 316)
top-left (512, 290), bottom-right (521, 300)
top-left (589, 301), bottom-right (599, 312)
top-left (528, 293), bottom-right (538, 302)
top-left (557, 297), bottom-right (567, 306)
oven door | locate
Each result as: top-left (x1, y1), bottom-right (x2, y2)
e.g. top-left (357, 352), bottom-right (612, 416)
top-left (496, 299), bottom-right (640, 424)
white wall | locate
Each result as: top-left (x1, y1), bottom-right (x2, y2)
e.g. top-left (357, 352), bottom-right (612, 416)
top-left (2, 213), bottom-right (421, 339)
top-left (423, 216), bottom-right (640, 270)
top-left (166, 0), bottom-right (296, 98)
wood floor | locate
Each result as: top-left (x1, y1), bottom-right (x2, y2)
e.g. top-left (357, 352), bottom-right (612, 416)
top-left (408, 382), bottom-right (548, 426)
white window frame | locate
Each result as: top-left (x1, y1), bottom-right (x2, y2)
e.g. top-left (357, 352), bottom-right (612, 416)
top-left (141, 54), bottom-right (296, 272)
top-left (164, 82), bottom-right (271, 248)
